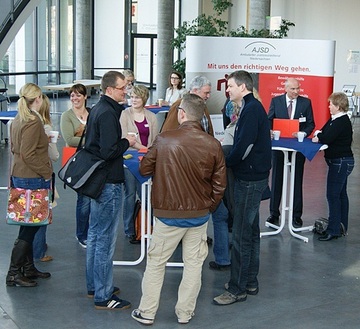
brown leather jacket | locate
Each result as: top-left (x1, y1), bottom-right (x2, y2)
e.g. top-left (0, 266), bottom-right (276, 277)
top-left (161, 98), bottom-right (214, 136)
top-left (140, 121), bottom-right (226, 219)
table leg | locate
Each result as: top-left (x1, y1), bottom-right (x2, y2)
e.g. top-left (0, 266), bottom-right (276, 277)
top-left (261, 149), bottom-right (313, 242)
top-left (113, 179), bottom-right (151, 266)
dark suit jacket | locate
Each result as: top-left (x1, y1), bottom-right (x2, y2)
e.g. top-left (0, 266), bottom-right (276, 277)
top-left (268, 94), bottom-right (315, 136)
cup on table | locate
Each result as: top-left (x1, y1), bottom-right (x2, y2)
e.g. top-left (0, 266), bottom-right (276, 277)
top-left (49, 131), bottom-right (59, 143)
top-left (273, 130), bottom-right (281, 140)
top-left (297, 131), bottom-right (306, 142)
top-left (158, 98), bottom-right (164, 107)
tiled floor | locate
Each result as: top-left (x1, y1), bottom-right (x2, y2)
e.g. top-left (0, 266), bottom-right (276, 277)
top-left (1, 96), bottom-right (360, 328)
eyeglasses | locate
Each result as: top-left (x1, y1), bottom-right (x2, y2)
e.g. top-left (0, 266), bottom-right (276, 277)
top-left (171, 76), bottom-right (180, 80)
top-left (113, 86), bottom-right (126, 91)
top-left (177, 106), bottom-right (185, 113)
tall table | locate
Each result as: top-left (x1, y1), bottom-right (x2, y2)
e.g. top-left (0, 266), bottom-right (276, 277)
top-left (260, 138), bottom-right (327, 243)
top-left (113, 148), bottom-right (184, 267)
top-left (113, 150), bottom-right (151, 266)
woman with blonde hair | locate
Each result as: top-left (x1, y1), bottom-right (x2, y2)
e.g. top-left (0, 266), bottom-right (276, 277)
top-left (120, 84), bottom-right (158, 243)
top-left (312, 92), bottom-right (355, 241)
top-left (6, 83), bottom-right (52, 287)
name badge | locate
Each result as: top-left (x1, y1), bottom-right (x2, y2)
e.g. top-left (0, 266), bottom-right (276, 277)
top-left (144, 124), bottom-right (149, 127)
top-left (299, 117), bottom-right (306, 123)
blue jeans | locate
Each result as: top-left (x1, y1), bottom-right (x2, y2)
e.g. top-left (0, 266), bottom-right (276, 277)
top-left (12, 177), bottom-right (51, 244)
top-left (76, 194), bottom-right (91, 241)
top-left (228, 178), bottom-right (268, 296)
top-left (326, 157), bottom-right (354, 235)
top-left (123, 168), bottom-right (141, 237)
top-left (33, 226), bottom-right (47, 259)
top-left (86, 183), bottom-right (123, 302)
top-left (212, 200), bottom-right (230, 265)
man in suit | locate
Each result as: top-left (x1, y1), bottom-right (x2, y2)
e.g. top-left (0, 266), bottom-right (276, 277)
top-left (267, 78), bottom-right (315, 228)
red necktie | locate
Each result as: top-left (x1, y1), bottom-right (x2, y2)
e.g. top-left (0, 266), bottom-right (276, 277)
top-left (287, 100), bottom-right (293, 119)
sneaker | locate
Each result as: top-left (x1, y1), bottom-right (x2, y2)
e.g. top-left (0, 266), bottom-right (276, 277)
top-left (131, 309), bottom-right (154, 325)
top-left (224, 283), bottom-right (259, 295)
top-left (77, 238), bottom-right (87, 249)
top-left (94, 295), bottom-right (131, 310)
top-left (266, 215), bottom-right (279, 226)
top-left (177, 312), bottom-right (194, 324)
top-left (213, 291), bottom-right (247, 305)
top-left (209, 261), bottom-right (230, 271)
top-left (87, 286), bottom-right (120, 298)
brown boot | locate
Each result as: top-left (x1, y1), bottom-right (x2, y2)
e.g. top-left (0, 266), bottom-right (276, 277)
top-left (23, 243), bottom-right (51, 280)
top-left (6, 239), bottom-right (37, 287)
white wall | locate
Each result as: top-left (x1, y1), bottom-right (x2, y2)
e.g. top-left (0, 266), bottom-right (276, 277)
top-left (94, 0), bottom-right (125, 78)
top-left (271, 0), bottom-right (360, 92)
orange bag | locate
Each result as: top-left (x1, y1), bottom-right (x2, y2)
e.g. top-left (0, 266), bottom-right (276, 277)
top-left (61, 146), bottom-right (76, 166)
top-left (134, 200), bottom-right (152, 241)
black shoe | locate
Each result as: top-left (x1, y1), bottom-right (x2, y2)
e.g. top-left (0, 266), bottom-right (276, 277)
top-left (266, 215), bottom-right (279, 226)
top-left (206, 237), bottom-right (213, 246)
top-left (129, 236), bottom-right (141, 244)
top-left (94, 294), bottom-right (131, 310)
top-left (293, 217), bottom-right (303, 228)
top-left (209, 261), bottom-right (230, 271)
top-left (318, 233), bottom-right (340, 241)
top-left (246, 287), bottom-right (259, 295)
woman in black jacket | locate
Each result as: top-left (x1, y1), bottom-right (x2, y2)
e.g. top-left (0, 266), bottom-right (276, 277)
top-left (312, 92), bottom-right (355, 241)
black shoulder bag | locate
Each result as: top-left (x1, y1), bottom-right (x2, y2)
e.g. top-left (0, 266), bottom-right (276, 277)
top-left (58, 126), bottom-right (108, 199)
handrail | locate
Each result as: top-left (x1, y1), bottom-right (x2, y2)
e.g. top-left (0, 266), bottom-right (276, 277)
top-left (0, 0), bottom-right (30, 45)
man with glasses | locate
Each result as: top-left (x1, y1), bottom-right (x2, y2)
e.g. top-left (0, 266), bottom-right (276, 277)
top-left (131, 93), bottom-right (226, 325)
top-left (84, 70), bottom-right (136, 310)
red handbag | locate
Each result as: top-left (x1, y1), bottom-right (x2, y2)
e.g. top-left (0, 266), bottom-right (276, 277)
top-left (61, 146), bottom-right (76, 166)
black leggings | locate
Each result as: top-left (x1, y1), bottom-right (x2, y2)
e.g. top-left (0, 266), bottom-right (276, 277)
top-left (18, 226), bottom-right (40, 244)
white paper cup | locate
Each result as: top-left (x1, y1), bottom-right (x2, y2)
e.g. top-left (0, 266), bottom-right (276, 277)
top-left (297, 131), bottom-right (305, 142)
top-left (158, 98), bottom-right (164, 107)
top-left (49, 131), bottom-right (59, 143)
top-left (273, 130), bottom-right (281, 140)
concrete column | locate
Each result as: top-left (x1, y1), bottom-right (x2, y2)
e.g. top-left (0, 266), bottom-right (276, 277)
top-left (156, 0), bottom-right (175, 99)
top-left (75, 0), bottom-right (92, 79)
top-left (248, 0), bottom-right (270, 31)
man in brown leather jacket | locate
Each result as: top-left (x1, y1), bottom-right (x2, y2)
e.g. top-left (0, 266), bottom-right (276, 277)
top-left (131, 93), bottom-right (226, 326)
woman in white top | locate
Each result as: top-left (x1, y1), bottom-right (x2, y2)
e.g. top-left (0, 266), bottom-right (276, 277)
top-left (164, 71), bottom-right (186, 106)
